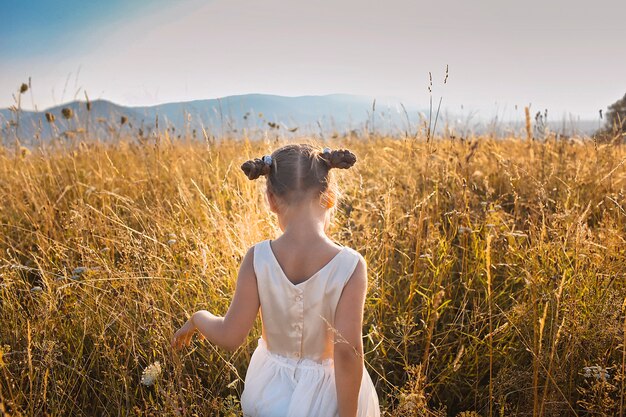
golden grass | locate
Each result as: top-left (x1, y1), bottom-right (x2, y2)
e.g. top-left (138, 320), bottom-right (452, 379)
top-left (0, 134), bottom-right (625, 416)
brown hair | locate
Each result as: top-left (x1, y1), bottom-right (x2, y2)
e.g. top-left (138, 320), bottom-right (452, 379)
top-left (240, 144), bottom-right (356, 205)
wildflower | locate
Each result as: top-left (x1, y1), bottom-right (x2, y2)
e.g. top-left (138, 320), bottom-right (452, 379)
top-left (167, 239), bottom-right (177, 246)
top-left (141, 361), bottom-right (162, 386)
top-left (31, 286), bottom-right (43, 292)
top-left (582, 366), bottom-right (609, 380)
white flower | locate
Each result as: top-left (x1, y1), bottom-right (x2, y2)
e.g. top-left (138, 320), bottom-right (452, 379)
top-left (167, 239), bottom-right (177, 246)
top-left (141, 361), bottom-right (162, 386)
top-left (30, 286), bottom-right (43, 293)
top-left (582, 366), bottom-right (609, 381)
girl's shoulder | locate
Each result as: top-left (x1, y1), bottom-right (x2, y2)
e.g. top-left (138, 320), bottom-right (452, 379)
top-left (249, 238), bottom-right (366, 266)
top-left (334, 240), bottom-right (363, 256)
top-left (333, 242), bottom-right (367, 269)
top-left (250, 239), bottom-right (270, 252)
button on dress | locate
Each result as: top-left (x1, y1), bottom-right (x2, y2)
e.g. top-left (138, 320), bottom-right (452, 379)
top-left (240, 239), bottom-right (380, 417)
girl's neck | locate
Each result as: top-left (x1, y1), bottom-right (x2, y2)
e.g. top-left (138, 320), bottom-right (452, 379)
top-left (278, 200), bottom-right (329, 244)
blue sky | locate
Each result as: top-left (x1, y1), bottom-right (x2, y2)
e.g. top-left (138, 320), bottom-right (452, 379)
top-left (2, 1), bottom-right (170, 57)
top-left (2, 0), bottom-right (626, 119)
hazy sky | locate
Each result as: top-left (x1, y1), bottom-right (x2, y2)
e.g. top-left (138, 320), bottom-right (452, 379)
top-left (2, 0), bottom-right (625, 119)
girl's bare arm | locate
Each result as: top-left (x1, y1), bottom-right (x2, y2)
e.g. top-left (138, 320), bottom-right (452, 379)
top-left (334, 256), bottom-right (367, 417)
top-left (172, 247), bottom-right (260, 351)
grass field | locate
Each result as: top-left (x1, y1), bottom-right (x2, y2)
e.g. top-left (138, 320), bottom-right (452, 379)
top-left (0, 133), bottom-right (625, 416)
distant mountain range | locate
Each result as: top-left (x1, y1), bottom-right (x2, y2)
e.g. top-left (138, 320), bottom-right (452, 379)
top-left (0, 93), bottom-right (599, 143)
top-left (0, 94), bottom-right (419, 142)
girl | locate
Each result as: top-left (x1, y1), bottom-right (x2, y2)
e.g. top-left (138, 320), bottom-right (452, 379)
top-left (172, 144), bottom-right (380, 417)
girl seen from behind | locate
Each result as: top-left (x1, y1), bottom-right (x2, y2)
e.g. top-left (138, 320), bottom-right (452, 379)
top-left (172, 144), bottom-right (380, 417)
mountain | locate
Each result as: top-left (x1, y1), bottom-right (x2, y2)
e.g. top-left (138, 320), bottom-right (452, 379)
top-left (0, 93), bottom-right (599, 143)
top-left (0, 99), bottom-right (146, 143)
top-left (0, 94), bottom-right (415, 143)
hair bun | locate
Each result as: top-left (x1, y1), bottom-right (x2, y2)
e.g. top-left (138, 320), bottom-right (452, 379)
top-left (241, 158), bottom-right (271, 180)
top-left (323, 148), bottom-right (357, 169)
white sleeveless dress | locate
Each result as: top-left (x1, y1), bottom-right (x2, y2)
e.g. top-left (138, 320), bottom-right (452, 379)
top-left (240, 239), bottom-right (380, 417)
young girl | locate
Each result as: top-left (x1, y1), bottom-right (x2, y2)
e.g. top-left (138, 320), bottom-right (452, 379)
top-left (172, 144), bottom-right (380, 417)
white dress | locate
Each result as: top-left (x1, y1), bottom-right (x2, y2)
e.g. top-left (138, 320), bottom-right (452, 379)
top-left (240, 239), bottom-right (380, 417)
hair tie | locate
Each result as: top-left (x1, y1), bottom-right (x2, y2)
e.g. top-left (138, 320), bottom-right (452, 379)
top-left (262, 155), bottom-right (272, 166)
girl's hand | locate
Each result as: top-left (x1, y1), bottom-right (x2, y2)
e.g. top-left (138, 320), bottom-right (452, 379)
top-left (169, 246), bottom-right (260, 352)
top-left (171, 318), bottom-right (197, 351)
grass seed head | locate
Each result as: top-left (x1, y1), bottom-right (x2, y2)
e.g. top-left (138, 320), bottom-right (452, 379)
top-left (61, 108), bottom-right (73, 120)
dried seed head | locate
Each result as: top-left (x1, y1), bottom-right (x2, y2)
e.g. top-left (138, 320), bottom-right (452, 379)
top-left (120, 116), bottom-right (128, 125)
top-left (61, 108), bottom-right (73, 120)
top-left (19, 83), bottom-right (28, 94)
top-left (45, 112), bottom-right (55, 123)
top-left (84, 91), bottom-right (91, 111)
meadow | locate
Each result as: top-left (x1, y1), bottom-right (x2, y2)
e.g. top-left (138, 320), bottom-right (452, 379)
top-left (0, 130), bottom-right (625, 416)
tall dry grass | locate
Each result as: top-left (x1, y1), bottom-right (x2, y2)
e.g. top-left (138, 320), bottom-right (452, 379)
top-left (0, 133), bottom-right (625, 416)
